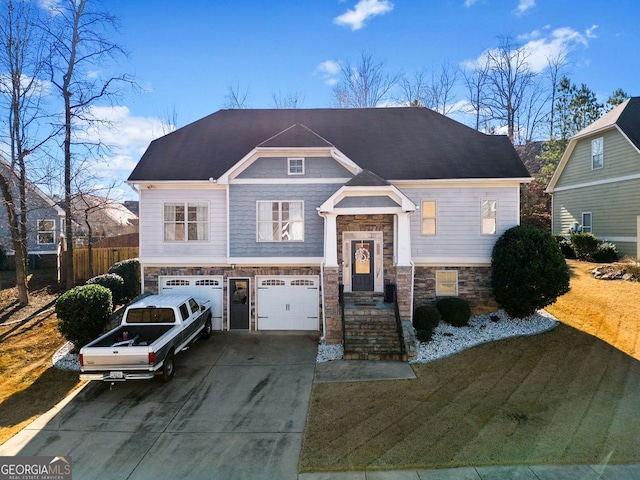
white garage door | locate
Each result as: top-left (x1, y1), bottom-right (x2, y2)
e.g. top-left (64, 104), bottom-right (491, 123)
top-left (159, 276), bottom-right (223, 330)
top-left (256, 276), bottom-right (319, 330)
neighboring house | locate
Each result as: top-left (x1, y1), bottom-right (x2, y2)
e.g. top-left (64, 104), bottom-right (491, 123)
top-left (127, 108), bottom-right (530, 356)
top-left (71, 194), bottom-right (138, 246)
top-left (0, 156), bottom-right (65, 269)
top-left (547, 97), bottom-right (640, 259)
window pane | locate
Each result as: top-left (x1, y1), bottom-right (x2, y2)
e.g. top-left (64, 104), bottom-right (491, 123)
top-left (422, 218), bottom-right (436, 235)
top-left (482, 200), bottom-right (497, 234)
top-left (422, 201), bottom-right (436, 217)
top-left (165, 223), bottom-right (184, 241)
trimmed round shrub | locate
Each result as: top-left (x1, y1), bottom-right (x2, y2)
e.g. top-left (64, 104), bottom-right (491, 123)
top-left (591, 241), bottom-right (618, 263)
top-left (413, 305), bottom-right (441, 332)
top-left (56, 284), bottom-right (113, 349)
top-left (570, 233), bottom-right (599, 261)
top-left (86, 273), bottom-right (125, 305)
top-left (108, 258), bottom-right (141, 302)
top-left (416, 330), bottom-right (433, 342)
top-left (436, 297), bottom-right (471, 327)
top-left (492, 224), bottom-right (570, 319)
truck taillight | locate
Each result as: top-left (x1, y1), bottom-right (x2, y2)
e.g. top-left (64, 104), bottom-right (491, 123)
top-left (79, 354), bottom-right (84, 366)
top-left (149, 352), bottom-right (155, 365)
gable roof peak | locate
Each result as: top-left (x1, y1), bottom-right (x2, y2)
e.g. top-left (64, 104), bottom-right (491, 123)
top-left (258, 123), bottom-right (334, 149)
top-left (345, 169), bottom-right (390, 187)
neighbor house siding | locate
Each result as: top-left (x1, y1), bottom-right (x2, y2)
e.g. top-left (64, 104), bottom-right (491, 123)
top-left (237, 156), bottom-right (353, 179)
top-left (552, 179), bottom-right (639, 257)
top-left (555, 129), bottom-right (640, 189)
top-left (138, 188), bottom-right (227, 262)
top-left (229, 183), bottom-right (340, 257)
top-left (405, 186), bottom-right (520, 263)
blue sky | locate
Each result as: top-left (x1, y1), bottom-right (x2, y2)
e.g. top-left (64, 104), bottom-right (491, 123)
top-left (72, 0), bottom-right (640, 199)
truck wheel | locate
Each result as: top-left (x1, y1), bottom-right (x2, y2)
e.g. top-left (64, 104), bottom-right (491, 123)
top-left (202, 316), bottom-right (212, 340)
top-left (161, 352), bottom-right (175, 382)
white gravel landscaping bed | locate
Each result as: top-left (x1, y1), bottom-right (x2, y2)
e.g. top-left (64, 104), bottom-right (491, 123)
top-left (316, 309), bottom-right (559, 364)
top-left (52, 341), bottom-right (81, 372)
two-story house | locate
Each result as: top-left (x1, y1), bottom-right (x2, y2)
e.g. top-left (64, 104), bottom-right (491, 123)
top-left (128, 108), bottom-right (530, 356)
top-left (547, 97), bottom-right (640, 259)
top-left (0, 156), bottom-right (65, 269)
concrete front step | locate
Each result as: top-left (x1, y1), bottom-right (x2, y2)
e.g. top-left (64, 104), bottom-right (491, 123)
top-left (344, 351), bottom-right (407, 361)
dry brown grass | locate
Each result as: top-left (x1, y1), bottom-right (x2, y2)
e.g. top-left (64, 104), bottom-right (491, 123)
top-left (301, 260), bottom-right (640, 472)
top-left (0, 270), bottom-right (83, 445)
top-left (546, 260), bottom-right (640, 360)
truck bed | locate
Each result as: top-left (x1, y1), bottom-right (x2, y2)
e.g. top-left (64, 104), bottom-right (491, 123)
top-left (89, 325), bottom-right (175, 348)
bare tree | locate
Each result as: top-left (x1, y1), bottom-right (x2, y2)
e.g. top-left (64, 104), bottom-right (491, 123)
top-left (43, 0), bottom-right (133, 289)
top-left (332, 52), bottom-right (401, 108)
top-left (223, 81), bottom-right (250, 109)
top-left (484, 36), bottom-right (536, 143)
top-left (546, 51), bottom-right (567, 139)
top-left (428, 62), bottom-right (459, 115)
top-left (0, 0), bottom-right (52, 305)
top-left (398, 69), bottom-right (429, 107)
top-left (272, 90), bottom-right (304, 109)
top-left (462, 58), bottom-right (490, 130)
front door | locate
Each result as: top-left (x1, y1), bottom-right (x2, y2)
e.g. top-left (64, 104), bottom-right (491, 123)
top-left (229, 279), bottom-right (250, 330)
top-left (351, 240), bottom-right (374, 291)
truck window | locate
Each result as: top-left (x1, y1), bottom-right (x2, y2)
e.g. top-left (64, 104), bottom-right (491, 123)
top-left (179, 303), bottom-right (190, 320)
top-left (188, 298), bottom-right (199, 314)
top-left (126, 308), bottom-right (176, 323)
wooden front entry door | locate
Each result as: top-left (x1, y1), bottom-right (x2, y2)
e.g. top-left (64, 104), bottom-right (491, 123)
top-left (351, 240), bottom-right (374, 291)
top-left (229, 279), bottom-right (250, 329)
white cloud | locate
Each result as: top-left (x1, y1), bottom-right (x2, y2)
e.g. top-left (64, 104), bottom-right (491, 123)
top-left (586, 24), bottom-right (598, 38)
top-left (73, 106), bottom-right (173, 197)
top-left (334, 0), bottom-right (393, 31)
top-left (463, 25), bottom-right (593, 74)
top-left (514, 0), bottom-right (535, 16)
top-left (315, 60), bottom-right (341, 86)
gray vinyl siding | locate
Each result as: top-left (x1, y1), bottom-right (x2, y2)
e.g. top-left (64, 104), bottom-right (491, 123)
top-left (229, 183), bottom-right (340, 257)
top-left (405, 186), bottom-right (520, 259)
top-left (552, 179), bottom-right (639, 257)
top-left (555, 129), bottom-right (640, 188)
top-left (335, 196), bottom-right (399, 208)
top-left (139, 188), bottom-right (227, 259)
top-left (238, 156), bottom-right (353, 179)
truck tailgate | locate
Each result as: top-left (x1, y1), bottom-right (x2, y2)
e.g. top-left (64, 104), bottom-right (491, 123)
top-left (81, 346), bottom-right (152, 371)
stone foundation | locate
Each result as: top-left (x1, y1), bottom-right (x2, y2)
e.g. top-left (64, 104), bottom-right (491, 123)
top-left (413, 265), bottom-right (494, 309)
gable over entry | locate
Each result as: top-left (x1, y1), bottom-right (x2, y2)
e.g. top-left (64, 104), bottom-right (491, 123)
top-left (318, 170), bottom-right (416, 268)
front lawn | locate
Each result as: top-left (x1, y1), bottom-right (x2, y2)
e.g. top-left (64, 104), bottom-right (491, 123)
top-left (300, 259), bottom-right (640, 472)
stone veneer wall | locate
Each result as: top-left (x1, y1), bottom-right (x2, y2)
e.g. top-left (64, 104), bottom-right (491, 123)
top-left (322, 266), bottom-right (341, 345)
top-left (336, 214), bottom-right (394, 285)
top-left (413, 265), bottom-right (495, 308)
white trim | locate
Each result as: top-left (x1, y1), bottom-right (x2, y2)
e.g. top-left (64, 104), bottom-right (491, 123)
top-left (591, 137), bottom-right (604, 170)
top-left (549, 172), bottom-right (640, 192)
top-left (229, 257), bottom-right (324, 265)
top-left (601, 236), bottom-right (637, 243)
top-left (256, 200), bottom-right (305, 243)
top-left (139, 257), bottom-right (323, 266)
top-left (581, 212), bottom-right (592, 233)
top-left (481, 199), bottom-right (498, 236)
top-left (420, 200), bottom-right (437, 236)
top-left (319, 185), bottom-right (416, 213)
top-left (162, 201), bottom-right (210, 243)
top-left (140, 257), bottom-right (228, 265)
top-left (393, 177), bottom-right (531, 188)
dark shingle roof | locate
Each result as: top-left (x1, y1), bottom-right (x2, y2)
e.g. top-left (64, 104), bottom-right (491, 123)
top-left (128, 108), bottom-right (529, 182)
top-left (616, 97), bottom-right (640, 150)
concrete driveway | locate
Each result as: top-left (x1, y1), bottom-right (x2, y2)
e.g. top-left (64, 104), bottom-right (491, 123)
top-left (0, 331), bottom-right (319, 480)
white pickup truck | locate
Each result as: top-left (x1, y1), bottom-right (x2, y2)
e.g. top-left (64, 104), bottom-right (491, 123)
top-left (79, 294), bottom-right (212, 383)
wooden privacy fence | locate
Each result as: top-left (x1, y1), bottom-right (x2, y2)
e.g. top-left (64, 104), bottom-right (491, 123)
top-left (73, 246), bottom-right (139, 282)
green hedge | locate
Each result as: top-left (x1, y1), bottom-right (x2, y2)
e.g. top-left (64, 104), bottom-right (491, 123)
top-left (108, 258), bottom-right (141, 302)
top-left (86, 273), bottom-right (125, 305)
top-left (436, 297), bottom-right (471, 327)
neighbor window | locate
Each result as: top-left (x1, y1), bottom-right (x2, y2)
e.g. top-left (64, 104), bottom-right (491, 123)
top-left (37, 219), bottom-right (55, 244)
top-left (436, 270), bottom-right (458, 296)
top-left (421, 200), bottom-right (437, 235)
top-left (591, 138), bottom-right (603, 169)
top-left (481, 200), bottom-right (497, 235)
top-left (582, 212), bottom-right (592, 233)
top-left (257, 201), bottom-right (304, 242)
top-left (288, 158), bottom-right (304, 175)
top-left (164, 202), bottom-right (209, 241)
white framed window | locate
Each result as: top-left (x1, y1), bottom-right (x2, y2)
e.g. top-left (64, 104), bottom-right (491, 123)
top-left (436, 270), bottom-right (458, 296)
top-left (164, 202), bottom-right (209, 242)
top-left (257, 201), bottom-right (304, 242)
top-left (288, 157), bottom-right (304, 175)
top-left (481, 200), bottom-right (497, 235)
top-left (421, 200), bottom-right (437, 235)
top-left (582, 212), bottom-right (592, 233)
top-left (591, 138), bottom-right (603, 170)
top-left (37, 219), bottom-right (55, 244)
